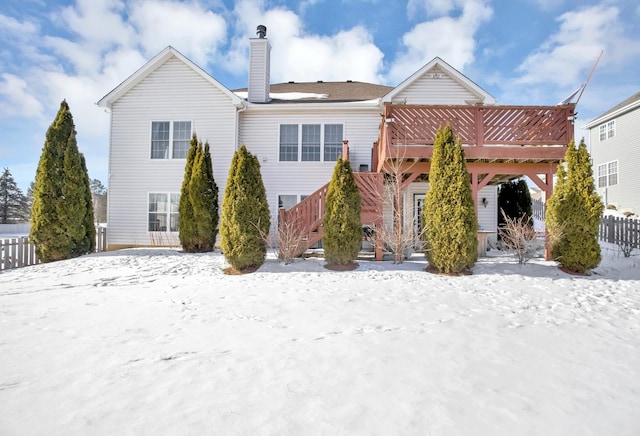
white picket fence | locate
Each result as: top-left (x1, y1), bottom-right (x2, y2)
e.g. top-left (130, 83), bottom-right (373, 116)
top-left (0, 227), bottom-right (107, 271)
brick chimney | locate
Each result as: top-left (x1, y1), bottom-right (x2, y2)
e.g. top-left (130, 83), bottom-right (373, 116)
top-left (248, 24), bottom-right (271, 103)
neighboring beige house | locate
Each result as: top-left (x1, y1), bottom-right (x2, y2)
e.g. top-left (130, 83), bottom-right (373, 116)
top-left (98, 26), bottom-right (574, 253)
top-left (583, 91), bottom-right (640, 216)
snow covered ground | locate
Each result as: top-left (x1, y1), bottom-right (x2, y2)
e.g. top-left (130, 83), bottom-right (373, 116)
top-left (1, 244), bottom-right (639, 435)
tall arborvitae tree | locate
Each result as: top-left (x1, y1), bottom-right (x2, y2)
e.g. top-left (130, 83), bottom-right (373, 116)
top-left (179, 134), bottom-right (199, 251)
top-left (546, 138), bottom-right (604, 273)
top-left (220, 145), bottom-right (270, 271)
top-left (498, 178), bottom-right (533, 228)
top-left (0, 168), bottom-right (29, 223)
top-left (422, 125), bottom-right (477, 274)
top-left (75, 154), bottom-right (96, 256)
top-left (323, 157), bottom-right (362, 267)
top-left (30, 100), bottom-right (95, 262)
top-left (189, 140), bottom-right (219, 252)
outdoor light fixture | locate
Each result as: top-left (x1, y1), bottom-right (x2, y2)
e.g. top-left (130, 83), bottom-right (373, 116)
top-left (481, 197), bottom-right (488, 208)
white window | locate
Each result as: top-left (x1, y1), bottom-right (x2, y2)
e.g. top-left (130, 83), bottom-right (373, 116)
top-left (148, 193), bottom-right (180, 232)
top-left (607, 120), bottom-right (615, 139)
top-left (278, 195), bottom-right (298, 210)
top-left (151, 121), bottom-right (192, 159)
top-left (597, 160), bottom-right (618, 188)
top-left (279, 123), bottom-right (343, 162)
top-left (324, 124), bottom-right (343, 162)
top-left (598, 120), bottom-right (615, 141)
top-left (279, 125), bottom-right (298, 161)
top-left (302, 125), bottom-right (321, 161)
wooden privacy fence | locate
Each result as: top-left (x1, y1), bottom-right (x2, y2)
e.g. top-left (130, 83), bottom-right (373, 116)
top-left (532, 198), bottom-right (545, 221)
top-left (0, 227), bottom-right (107, 271)
top-left (599, 215), bottom-right (640, 249)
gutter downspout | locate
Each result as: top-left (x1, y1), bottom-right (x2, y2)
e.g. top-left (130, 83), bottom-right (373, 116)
top-left (235, 102), bottom-right (247, 151)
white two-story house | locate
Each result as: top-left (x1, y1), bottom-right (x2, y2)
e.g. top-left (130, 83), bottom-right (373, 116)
top-left (583, 91), bottom-right (640, 216)
top-left (98, 26), bottom-right (575, 255)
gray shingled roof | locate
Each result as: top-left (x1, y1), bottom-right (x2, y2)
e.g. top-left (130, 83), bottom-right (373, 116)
top-left (592, 90), bottom-right (640, 121)
top-left (233, 81), bottom-right (394, 103)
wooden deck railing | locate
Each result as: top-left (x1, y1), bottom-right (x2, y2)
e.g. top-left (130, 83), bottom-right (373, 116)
top-left (383, 103), bottom-right (575, 146)
top-left (278, 172), bottom-right (384, 258)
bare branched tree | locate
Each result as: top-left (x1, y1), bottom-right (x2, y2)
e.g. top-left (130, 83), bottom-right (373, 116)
top-left (252, 213), bottom-right (306, 265)
top-left (370, 153), bottom-right (423, 264)
top-left (499, 209), bottom-right (541, 264)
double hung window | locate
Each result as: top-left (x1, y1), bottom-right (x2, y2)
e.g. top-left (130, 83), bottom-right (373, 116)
top-left (279, 123), bottom-right (343, 162)
top-left (599, 120), bottom-right (615, 141)
top-left (597, 160), bottom-right (618, 188)
top-left (151, 121), bottom-right (191, 159)
top-left (148, 193), bottom-right (180, 232)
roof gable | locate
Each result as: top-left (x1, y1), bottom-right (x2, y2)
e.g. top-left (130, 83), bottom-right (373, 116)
top-left (383, 57), bottom-right (496, 105)
top-left (583, 91), bottom-right (640, 129)
top-left (97, 46), bottom-right (243, 109)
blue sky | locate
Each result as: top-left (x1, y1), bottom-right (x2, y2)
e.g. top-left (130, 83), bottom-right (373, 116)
top-left (1, 0), bottom-right (639, 191)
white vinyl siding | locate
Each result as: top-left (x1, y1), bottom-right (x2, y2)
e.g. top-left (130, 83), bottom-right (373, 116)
top-left (589, 103), bottom-right (640, 214)
top-left (107, 56), bottom-right (237, 248)
top-left (240, 108), bottom-right (381, 227)
top-left (248, 38), bottom-right (270, 103)
top-left (392, 66), bottom-right (482, 105)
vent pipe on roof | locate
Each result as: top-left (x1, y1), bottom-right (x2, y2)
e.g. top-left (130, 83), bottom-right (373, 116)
top-left (256, 24), bottom-right (267, 38)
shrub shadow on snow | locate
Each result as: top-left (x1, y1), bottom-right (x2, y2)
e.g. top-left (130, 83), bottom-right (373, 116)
top-left (89, 248), bottom-right (187, 258)
top-left (255, 256), bottom-right (428, 274)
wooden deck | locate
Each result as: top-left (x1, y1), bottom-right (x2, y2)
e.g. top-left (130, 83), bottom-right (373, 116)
top-left (374, 103), bottom-right (575, 171)
top-left (279, 102), bottom-right (576, 260)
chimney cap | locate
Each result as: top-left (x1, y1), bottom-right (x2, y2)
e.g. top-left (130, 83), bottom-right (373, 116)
top-left (256, 25), bottom-right (267, 38)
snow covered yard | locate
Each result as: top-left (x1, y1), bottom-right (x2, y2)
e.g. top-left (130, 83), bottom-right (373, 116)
top-left (1, 246), bottom-right (639, 436)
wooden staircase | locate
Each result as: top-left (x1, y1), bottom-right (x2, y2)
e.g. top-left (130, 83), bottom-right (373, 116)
top-left (278, 172), bottom-right (384, 260)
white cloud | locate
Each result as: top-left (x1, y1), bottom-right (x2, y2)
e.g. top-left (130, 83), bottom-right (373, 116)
top-left (0, 13), bottom-right (39, 36)
top-left (41, 72), bottom-right (110, 138)
top-left (389, 0), bottom-right (492, 83)
top-left (100, 48), bottom-right (148, 91)
top-left (58, 0), bottom-right (134, 48)
top-left (515, 5), bottom-right (636, 88)
top-left (0, 73), bottom-right (44, 118)
top-left (224, 0), bottom-right (384, 84)
top-left (273, 27), bottom-right (384, 83)
top-left (129, 0), bottom-right (227, 64)
top-left (407, 0), bottom-right (459, 16)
